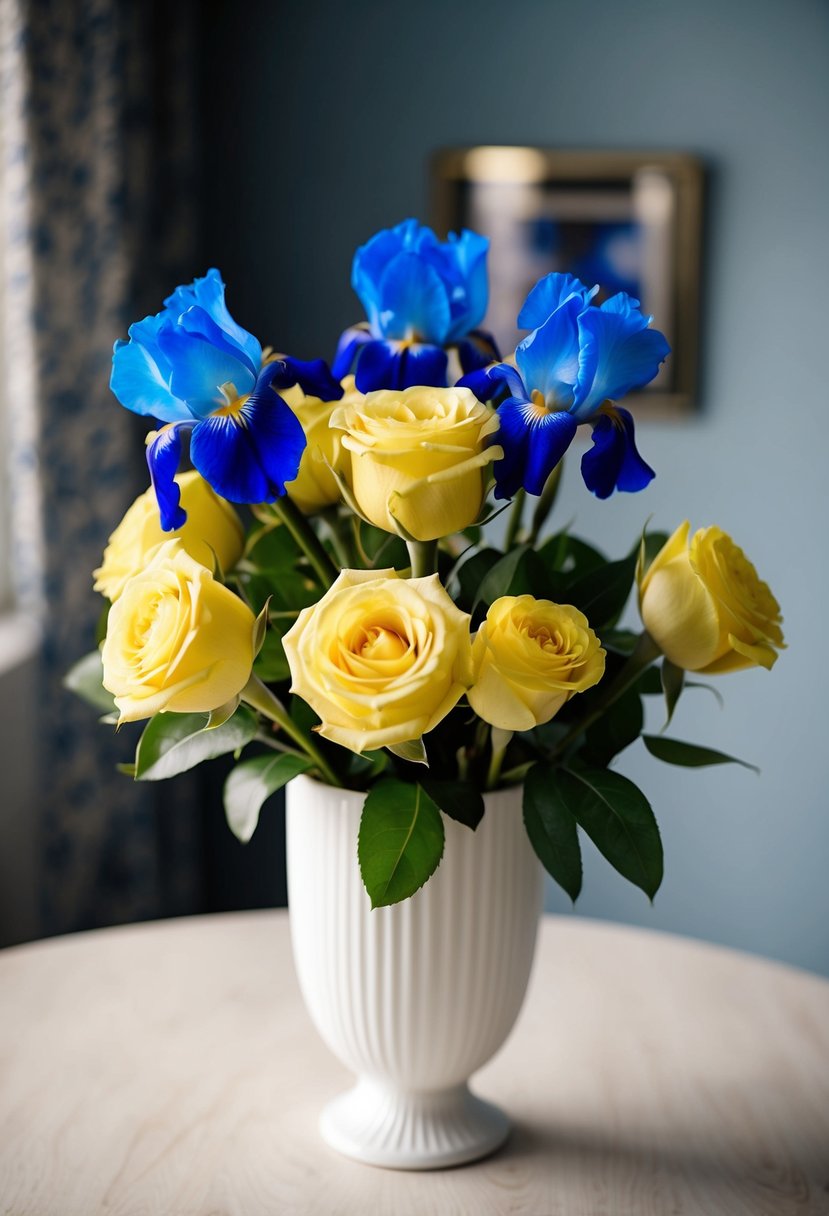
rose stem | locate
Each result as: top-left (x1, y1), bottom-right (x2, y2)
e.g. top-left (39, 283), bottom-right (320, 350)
top-left (242, 673), bottom-right (343, 787)
top-left (485, 727), bottom-right (513, 790)
top-left (271, 496), bottom-right (339, 587)
top-left (406, 539), bottom-right (438, 579)
top-left (548, 631), bottom-right (663, 762)
top-left (503, 489), bottom-right (526, 550)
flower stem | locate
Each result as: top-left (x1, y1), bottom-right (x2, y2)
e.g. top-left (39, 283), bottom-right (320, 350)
top-left (242, 674), bottom-right (342, 787)
top-left (548, 631), bottom-right (663, 761)
top-left (406, 539), bottom-right (438, 578)
top-left (485, 727), bottom-right (513, 790)
top-left (504, 489), bottom-right (526, 550)
top-left (271, 496), bottom-right (339, 587)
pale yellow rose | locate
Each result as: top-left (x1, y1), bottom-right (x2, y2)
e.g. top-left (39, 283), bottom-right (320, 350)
top-left (93, 470), bottom-right (244, 601)
top-left (282, 568), bottom-right (474, 752)
top-left (329, 385), bottom-right (502, 541)
top-left (282, 376), bottom-right (359, 513)
top-left (102, 540), bottom-right (256, 723)
top-left (638, 521), bottom-right (784, 673)
top-left (469, 595), bottom-right (606, 731)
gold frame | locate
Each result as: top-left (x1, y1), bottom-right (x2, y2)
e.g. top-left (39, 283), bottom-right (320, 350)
top-left (433, 147), bottom-right (704, 417)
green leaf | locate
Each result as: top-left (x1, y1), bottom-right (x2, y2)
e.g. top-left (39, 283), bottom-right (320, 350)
top-left (566, 550), bottom-right (638, 629)
top-left (583, 685), bottom-right (644, 766)
top-left (523, 764), bottom-right (583, 902)
top-left (348, 749), bottom-right (389, 781)
top-left (642, 735), bottom-right (759, 773)
top-left (253, 629), bottom-right (291, 683)
top-left (661, 658), bottom-right (685, 728)
top-left (355, 520), bottom-right (409, 569)
top-left (600, 628), bottom-right (640, 656)
top-left (245, 524), bottom-right (301, 572)
top-left (252, 599), bottom-right (271, 659)
top-left (561, 765), bottom-right (663, 899)
top-left (135, 706), bottom-right (258, 782)
top-left (386, 738), bottom-right (428, 766)
top-left (64, 650), bottom-right (116, 714)
top-left (455, 548), bottom-right (501, 608)
top-left (358, 779), bottom-right (445, 908)
top-left (420, 779), bottom-right (484, 830)
top-left (538, 532), bottom-right (606, 580)
top-left (224, 752), bottom-right (311, 843)
top-left (638, 666), bottom-right (664, 695)
top-left (474, 544), bottom-right (530, 610)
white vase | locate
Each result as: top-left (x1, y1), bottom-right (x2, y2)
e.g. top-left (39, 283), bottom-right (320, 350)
top-left (285, 774), bottom-right (544, 1170)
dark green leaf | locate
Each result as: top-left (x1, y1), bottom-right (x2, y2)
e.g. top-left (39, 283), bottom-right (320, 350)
top-left (523, 764), bottom-right (583, 901)
top-left (224, 752), bottom-right (311, 843)
top-left (661, 659), bottom-right (685, 728)
top-left (455, 548), bottom-right (501, 608)
top-left (356, 520), bottom-right (409, 569)
top-left (538, 533), bottom-right (606, 580)
top-left (348, 749), bottom-right (389, 781)
top-left (601, 629), bottom-right (640, 656)
top-left (420, 779), bottom-right (485, 830)
top-left (253, 629), bottom-right (290, 683)
top-left (64, 650), bottom-right (116, 714)
top-left (358, 779), bottom-right (445, 908)
top-left (561, 765), bottom-right (663, 899)
top-left (474, 545), bottom-right (531, 610)
top-left (642, 735), bottom-right (759, 773)
top-left (566, 551), bottom-right (638, 629)
top-left (638, 667), bottom-right (664, 695)
top-left (583, 686), bottom-right (644, 766)
top-left (135, 706), bottom-right (258, 782)
top-left (246, 525), bottom-right (301, 572)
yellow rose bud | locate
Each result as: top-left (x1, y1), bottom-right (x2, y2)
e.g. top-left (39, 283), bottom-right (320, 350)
top-left (282, 376), bottom-right (359, 514)
top-left (329, 385), bottom-right (502, 541)
top-left (469, 595), bottom-right (606, 731)
top-left (101, 540), bottom-right (256, 723)
top-left (282, 568), bottom-right (474, 753)
top-left (93, 470), bottom-right (244, 601)
top-left (638, 521), bottom-right (785, 673)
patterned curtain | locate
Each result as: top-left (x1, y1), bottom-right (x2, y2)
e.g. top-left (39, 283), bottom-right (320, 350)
top-left (0, 0), bottom-right (202, 933)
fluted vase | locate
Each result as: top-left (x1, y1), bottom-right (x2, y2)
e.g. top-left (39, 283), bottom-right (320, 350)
top-left (285, 774), bottom-right (544, 1170)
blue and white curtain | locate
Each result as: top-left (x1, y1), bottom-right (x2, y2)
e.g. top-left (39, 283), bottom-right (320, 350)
top-left (0, 0), bottom-right (201, 933)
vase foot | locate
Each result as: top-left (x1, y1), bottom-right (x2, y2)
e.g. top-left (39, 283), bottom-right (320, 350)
top-left (319, 1077), bottom-right (509, 1170)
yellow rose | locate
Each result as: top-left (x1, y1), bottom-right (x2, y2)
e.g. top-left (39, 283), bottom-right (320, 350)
top-left (93, 470), bottom-right (244, 601)
top-left (638, 521), bottom-right (784, 673)
top-left (282, 376), bottom-right (359, 513)
top-left (469, 595), bottom-right (606, 731)
top-left (102, 540), bottom-right (256, 723)
top-left (282, 568), bottom-right (474, 752)
top-left (329, 385), bottom-right (502, 541)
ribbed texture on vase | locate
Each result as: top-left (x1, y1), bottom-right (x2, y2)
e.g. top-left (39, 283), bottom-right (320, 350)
top-left (286, 775), bottom-right (543, 1166)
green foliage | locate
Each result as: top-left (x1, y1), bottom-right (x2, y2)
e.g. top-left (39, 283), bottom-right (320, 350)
top-left (63, 650), bottom-right (115, 714)
top-left (358, 780), bottom-right (445, 908)
top-left (583, 686), bottom-right (643, 766)
top-left (224, 752), bottom-right (311, 843)
top-left (660, 658), bottom-right (685, 728)
top-left (420, 778), bottom-right (485, 830)
top-left (642, 735), bottom-right (758, 773)
top-left (561, 764), bottom-right (663, 900)
top-left (253, 629), bottom-right (291, 683)
top-left (523, 764), bottom-right (582, 901)
top-left (564, 550), bottom-right (638, 629)
top-left (134, 706), bottom-right (258, 782)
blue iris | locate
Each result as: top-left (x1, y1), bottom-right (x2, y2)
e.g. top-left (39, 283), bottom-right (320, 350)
top-left (461, 272), bottom-right (670, 500)
top-left (333, 219), bottom-right (500, 391)
top-left (110, 269), bottom-right (342, 530)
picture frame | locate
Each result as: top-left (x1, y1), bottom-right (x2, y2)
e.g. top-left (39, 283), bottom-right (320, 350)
top-left (433, 147), bottom-right (704, 416)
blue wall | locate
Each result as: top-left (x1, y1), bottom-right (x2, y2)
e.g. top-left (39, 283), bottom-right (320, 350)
top-left (202, 0), bottom-right (829, 974)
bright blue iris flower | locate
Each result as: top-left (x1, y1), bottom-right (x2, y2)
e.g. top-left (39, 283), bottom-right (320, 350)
top-left (333, 219), bottom-right (500, 391)
top-left (461, 272), bottom-right (670, 500)
top-left (110, 269), bottom-right (342, 530)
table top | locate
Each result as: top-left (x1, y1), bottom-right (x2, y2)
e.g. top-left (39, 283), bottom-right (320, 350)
top-left (1, 911), bottom-right (828, 1216)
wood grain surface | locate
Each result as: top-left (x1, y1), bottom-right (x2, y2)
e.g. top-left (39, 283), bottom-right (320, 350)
top-left (0, 911), bottom-right (827, 1215)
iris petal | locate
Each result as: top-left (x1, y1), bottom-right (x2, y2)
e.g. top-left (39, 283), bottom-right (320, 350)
top-left (377, 252), bottom-right (451, 343)
top-left (190, 390), bottom-right (306, 504)
top-left (492, 397), bottom-right (578, 500)
top-left (398, 343), bottom-right (448, 387)
top-left (332, 325), bottom-right (372, 379)
top-left (573, 293), bottom-right (670, 417)
top-left (146, 423), bottom-right (191, 530)
top-left (177, 305), bottom-right (260, 379)
top-left (110, 334), bottom-right (191, 422)
top-left (458, 361), bottom-right (525, 403)
top-left (428, 229), bottom-right (490, 340)
top-left (456, 328), bottom-right (501, 376)
top-left (515, 296), bottom-right (582, 406)
top-left (517, 272), bottom-right (597, 330)
top-left (352, 339), bottom-right (447, 391)
top-left (581, 406), bottom-right (655, 499)
top-left (157, 329), bottom-right (257, 418)
top-left (262, 357), bottom-right (343, 401)
top-left (163, 268), bottom-right (262, 372)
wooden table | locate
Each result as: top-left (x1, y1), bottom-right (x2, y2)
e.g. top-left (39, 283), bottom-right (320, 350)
top-left (1, 911), bottom-right (828, 1215)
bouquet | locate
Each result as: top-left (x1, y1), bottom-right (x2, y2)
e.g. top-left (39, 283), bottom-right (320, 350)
top-left (68, 219), bottom-right (785, 909)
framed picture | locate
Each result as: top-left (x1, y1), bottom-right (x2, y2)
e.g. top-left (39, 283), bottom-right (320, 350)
top-left (433, 147), bottom-right (704, 416)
